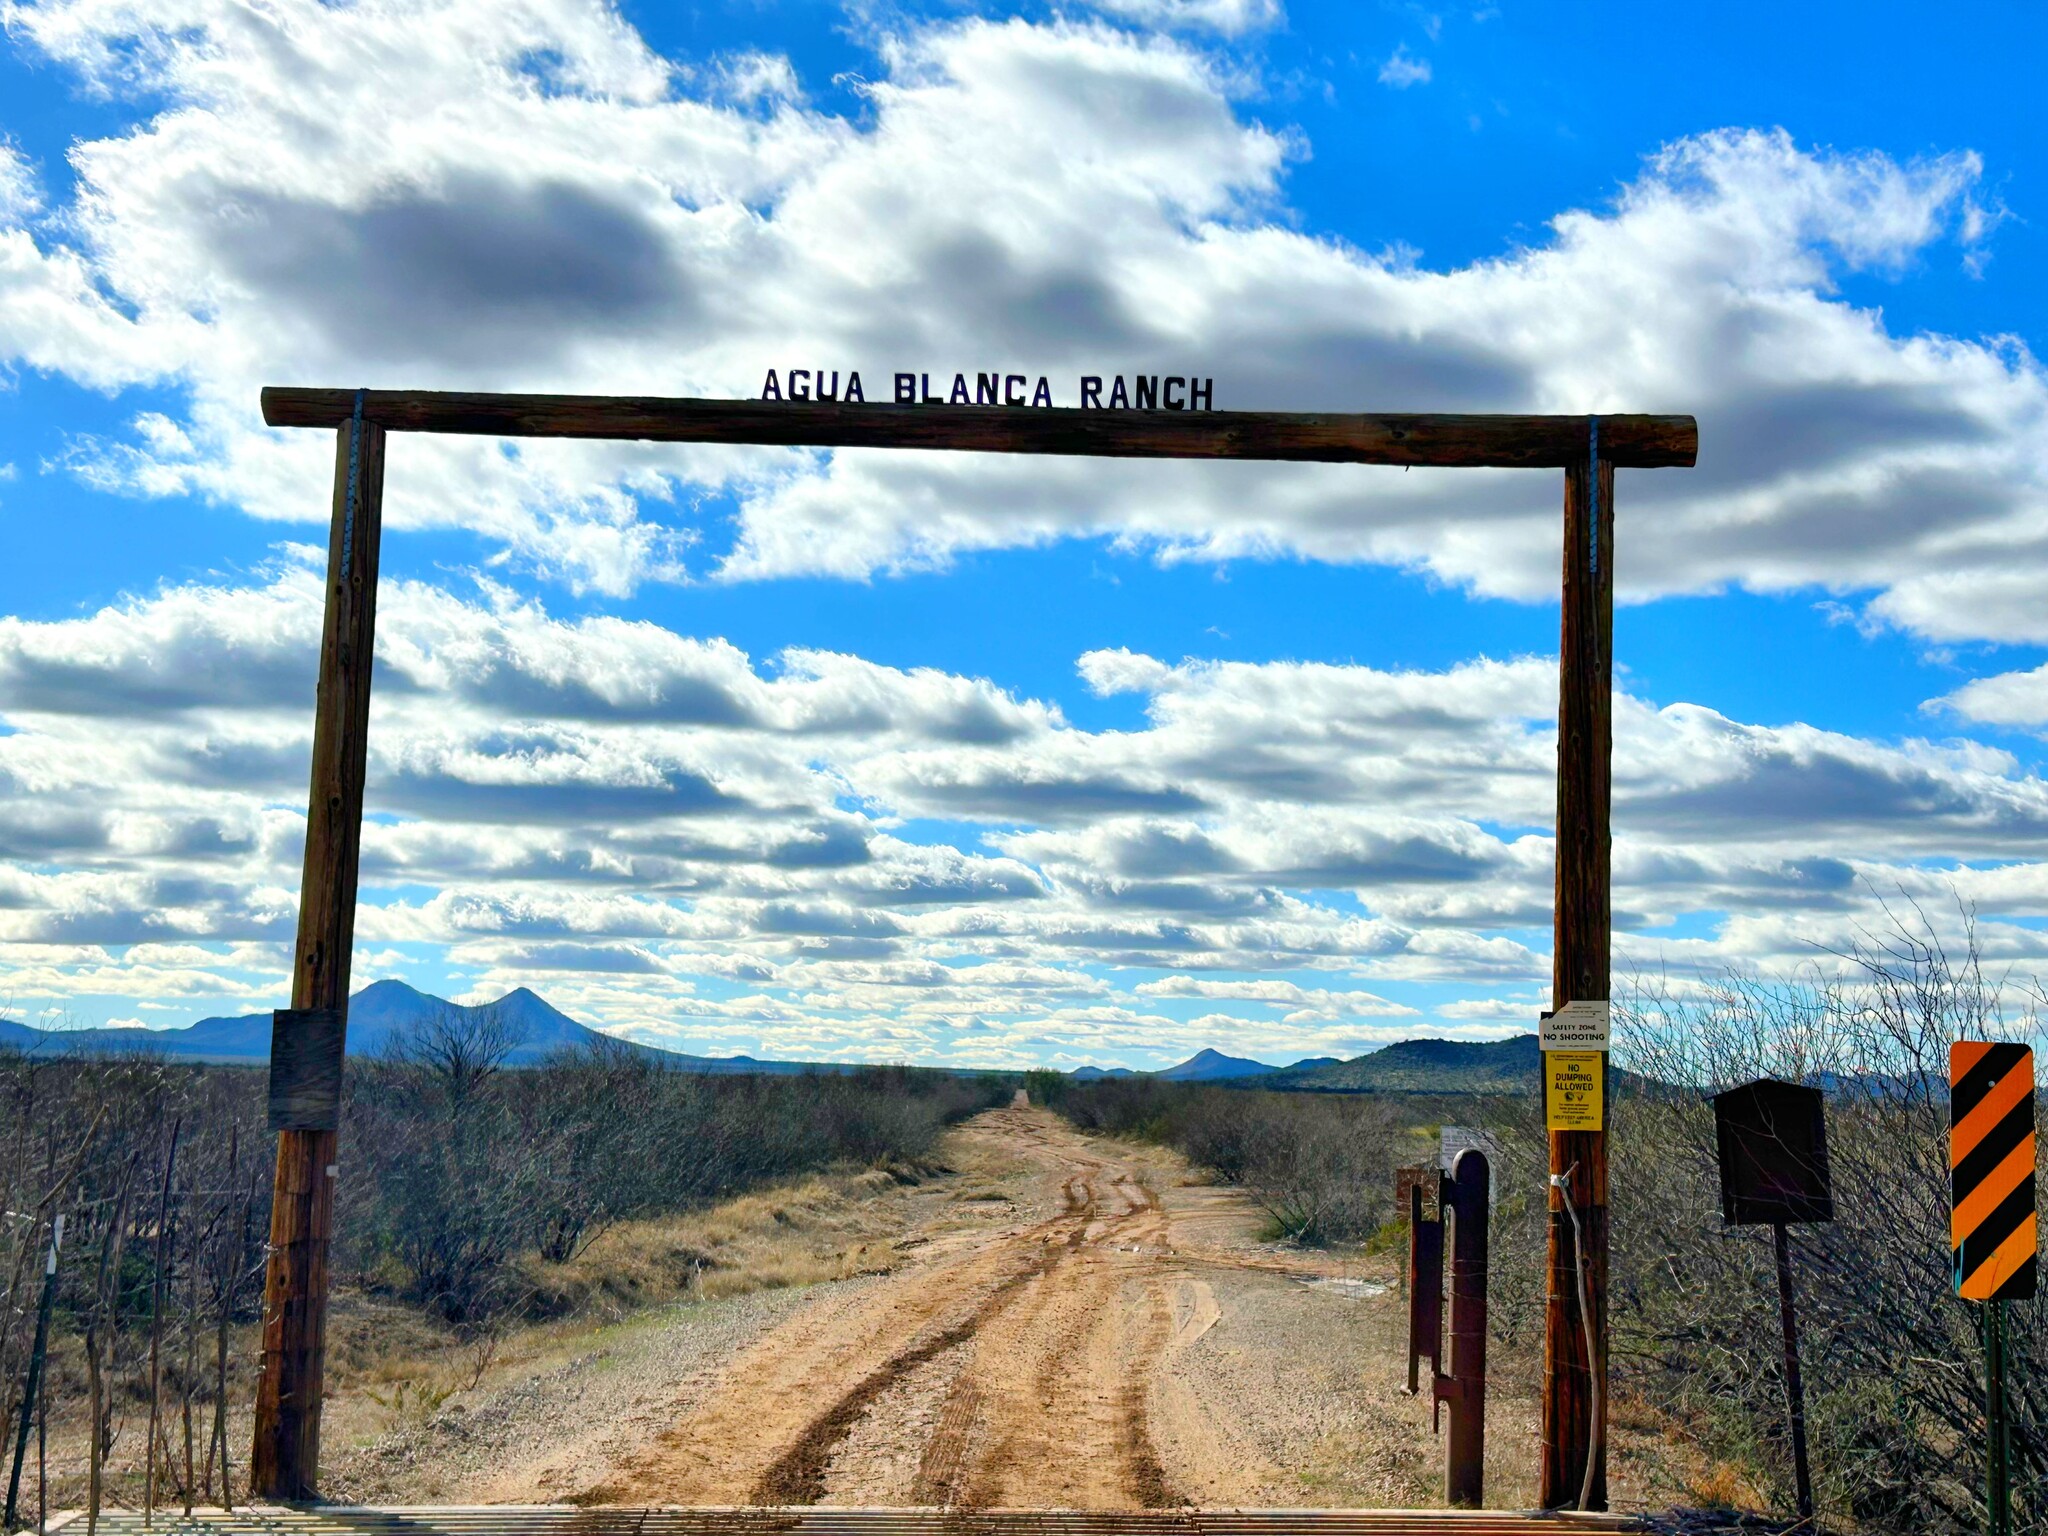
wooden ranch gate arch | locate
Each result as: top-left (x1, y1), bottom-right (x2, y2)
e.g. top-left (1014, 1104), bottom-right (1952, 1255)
top-left (251, 386), bottom-right (1698, 1508)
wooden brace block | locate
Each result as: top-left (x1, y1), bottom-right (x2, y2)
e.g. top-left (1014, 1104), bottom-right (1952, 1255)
top-left (269, 1007), bottom-right (346, 1130)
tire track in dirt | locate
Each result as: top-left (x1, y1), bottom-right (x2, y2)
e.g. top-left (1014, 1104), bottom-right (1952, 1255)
top-left (905, 1374), bottom-right (979, 1504)
top-left (943, 1160), bottom-right (1181, 1509)
top-left (754, 1158), bottom-right (1111, 1505)
top-left (585, 1237), bottom-right (1023, 1505)
top-left (1119, 1273), bottom-right (1178, 1508)
top-left (585, 1109), bottom-right (1219, 1509)
top-left (750, 1249), bottom-right (1046, 1504)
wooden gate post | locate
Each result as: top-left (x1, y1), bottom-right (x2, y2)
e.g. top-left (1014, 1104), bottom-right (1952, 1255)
top-left (252, 406), bottom-right (385, 1500)
top-left (1543, 441), bottom-right (1612, 1509)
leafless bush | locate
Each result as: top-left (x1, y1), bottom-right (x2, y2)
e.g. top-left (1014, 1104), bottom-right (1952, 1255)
top-left (0, 1050), bottom-right (267, 1530)
top-left (340, 1004), bottom-right (537, 1322)
top-left (333, 1012), bottom-right (1004, 1322)
top-left (1057, 1078), bottom-right (1401, 1243)
top-left (1482, 907), bottom-right (2045, 1533)
top-left (0, 1023), bottom-right (1004, 1521)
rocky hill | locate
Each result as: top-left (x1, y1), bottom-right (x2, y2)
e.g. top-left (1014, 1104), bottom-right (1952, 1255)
top-left (1262, 1034), bottom-right (1542, 1094)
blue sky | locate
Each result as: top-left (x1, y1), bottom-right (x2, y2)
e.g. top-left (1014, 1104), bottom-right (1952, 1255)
top-left (2, 0), bottom-right (2047, 1068)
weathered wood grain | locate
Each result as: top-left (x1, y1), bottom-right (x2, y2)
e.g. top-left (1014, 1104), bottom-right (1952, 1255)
top-left (1543, 452), bottom-right (1613, 1511)
top-left (252, 417), bottom-right (386, 1501)
top-left (260, 389), bottom-right (1698, 469)
top-left (266, 1008), bottom-right (345, 1131)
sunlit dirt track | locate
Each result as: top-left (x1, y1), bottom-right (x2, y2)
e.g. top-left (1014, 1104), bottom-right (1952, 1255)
top-left (583, 1108), bottom-right (1202, 1508)
top-left (356, 1103), bottom-right (1589, 1513)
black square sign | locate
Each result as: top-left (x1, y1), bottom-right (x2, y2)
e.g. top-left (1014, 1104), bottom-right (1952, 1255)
top-left (1712, 1077), bottom-right (1834, 1226)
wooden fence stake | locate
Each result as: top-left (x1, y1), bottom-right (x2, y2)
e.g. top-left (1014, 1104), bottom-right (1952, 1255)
top-left (1543, 443), bottom-right (1613, 1509)
top-left (251, 409), bottom-right (386, 1500)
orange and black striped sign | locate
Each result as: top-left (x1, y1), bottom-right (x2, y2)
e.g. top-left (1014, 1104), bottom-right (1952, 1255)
top-left (1951, 1042), bottom-right (2036, 1301)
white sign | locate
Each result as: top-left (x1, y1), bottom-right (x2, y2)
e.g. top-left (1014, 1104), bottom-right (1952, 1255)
top-left (1438, 1127), bottom-right (1500, 1212)
top-left (1541, 999), bottom-right (1610, 1053)
top-left (1438, 1125), bottom-right (1501, 1172)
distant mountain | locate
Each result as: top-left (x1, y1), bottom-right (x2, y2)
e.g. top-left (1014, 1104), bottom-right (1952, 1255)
top-left (0, 1008), bottom-right (279, 1061)
top-left (1265, 1034), bottom-right (1543, 1095)
top-left (0, 980), bottom-right (821, 1073)
top-left (1065, 1040), bottom-right (1541, 1091)
top-left (1067, 1051), bottom-right (1350, 1083)
top-left (347, 980), bottom-right (607, 1062)
top-left (1156, 1047), bottom-right (1281, 1082)
top-left (1, 995), bottom-right (1554, 1098)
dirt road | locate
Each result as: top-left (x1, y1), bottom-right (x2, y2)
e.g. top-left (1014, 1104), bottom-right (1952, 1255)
top-left (585, 1107), bottom-right (1204, 1508)
top-left (331, 1105), bottom-right (1547, 1510)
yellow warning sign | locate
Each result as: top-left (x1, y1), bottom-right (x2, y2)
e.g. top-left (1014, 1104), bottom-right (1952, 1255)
top-left (1546, 1050), bottom-right (1604, 1131)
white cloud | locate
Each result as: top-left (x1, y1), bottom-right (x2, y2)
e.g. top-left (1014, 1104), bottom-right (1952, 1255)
top-left (0, 4), bottom-right (2033, 637)
top-left (0, 142), bottom-right (40, 219)
top-left (1941, 664), bottom-right (2048, 728)
top-left (1135, 975), bottom-right (1417, 1016)
top-left (1085, 0), bottom-right (1284, 36)
top-left (6, 573), bottom-right (2048, 1060)
top-left (1377, 46), bottom-right (1431, 88)
top-left (716, 50), bottom-right (805, 106)
top-left (5, 1), bottom-right (2048, 1061)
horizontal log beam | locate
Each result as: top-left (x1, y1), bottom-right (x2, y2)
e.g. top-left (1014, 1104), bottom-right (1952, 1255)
top-left (261, 389), bottom-right (1697, 469)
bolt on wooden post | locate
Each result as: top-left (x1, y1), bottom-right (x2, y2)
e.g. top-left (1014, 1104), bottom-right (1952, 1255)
top-left (1543, 448), bottom-right (1613, 1510)
top-left (251, 413), bottom-right (385, 1500)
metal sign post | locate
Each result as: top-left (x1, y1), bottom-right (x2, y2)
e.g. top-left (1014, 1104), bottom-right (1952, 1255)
top-left (1983, 1301), bottom-right (2012, 1536)
top-left (1407, 1154), bottom-right (1491, 1508)
top-left (1711, 1077), bottom-right (1835, 1522)
top-left (1404, 1177), bottom-right (1443, 1398)
top-left (1435, 1151), bottom-right (1491, 1509)
top-left (1949, 1042), bottom-right (2036, 1536)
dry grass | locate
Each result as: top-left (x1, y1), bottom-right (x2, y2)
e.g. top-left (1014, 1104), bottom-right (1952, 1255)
top-left (32, 1161), bottom-right (945, 1510)
top-left (522, 1166), bottom-right (915, 1314)
top-left (324, 1164), bottom-right (936, 1442)
top-left (312, 1168), bottom-right (920, 1466)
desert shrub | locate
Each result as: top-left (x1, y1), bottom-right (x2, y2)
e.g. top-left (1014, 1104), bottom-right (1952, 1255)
top-left (1021, 1068), bottom-right (1069, 1108)
top-left (334, 1010), bottom-right (1003, 1320)
top-left (0, 1011), bottom-right (1007, 1517)
top-left (0, 1050), bottom-right (267, 1525)
top-left (1055, 1078), bottom-right (1399, 1243)
top-left (1236, 1096), bottom-right (1395, 1242)
top-left (1481, 909), bottom-right (2046, 1534)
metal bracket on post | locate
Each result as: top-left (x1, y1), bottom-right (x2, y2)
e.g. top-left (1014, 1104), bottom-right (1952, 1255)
top-left (268, 1007), bottom-right (346, 1132)
top-left (1404, 1176), bottom-right (1443, 1397)
top-left (1436, 1149), bottom-right (1490, 1509)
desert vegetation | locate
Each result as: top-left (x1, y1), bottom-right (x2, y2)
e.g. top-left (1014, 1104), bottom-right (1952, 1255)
top-left (4, 915), bottom-right (2042, 1533)
top-left (1042, 916), bottom-right (2045, 1534)
top-left (0, 1011), bottom-right (1004, 1526)
top-left (1042, 1073), bottom-right (1418, 1245)
top-left (1590, 922), bottom-right (2045, 1535)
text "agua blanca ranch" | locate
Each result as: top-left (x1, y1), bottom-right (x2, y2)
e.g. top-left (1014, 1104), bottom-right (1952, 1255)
top-left (759, 370), bottom-right (1217, 410)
